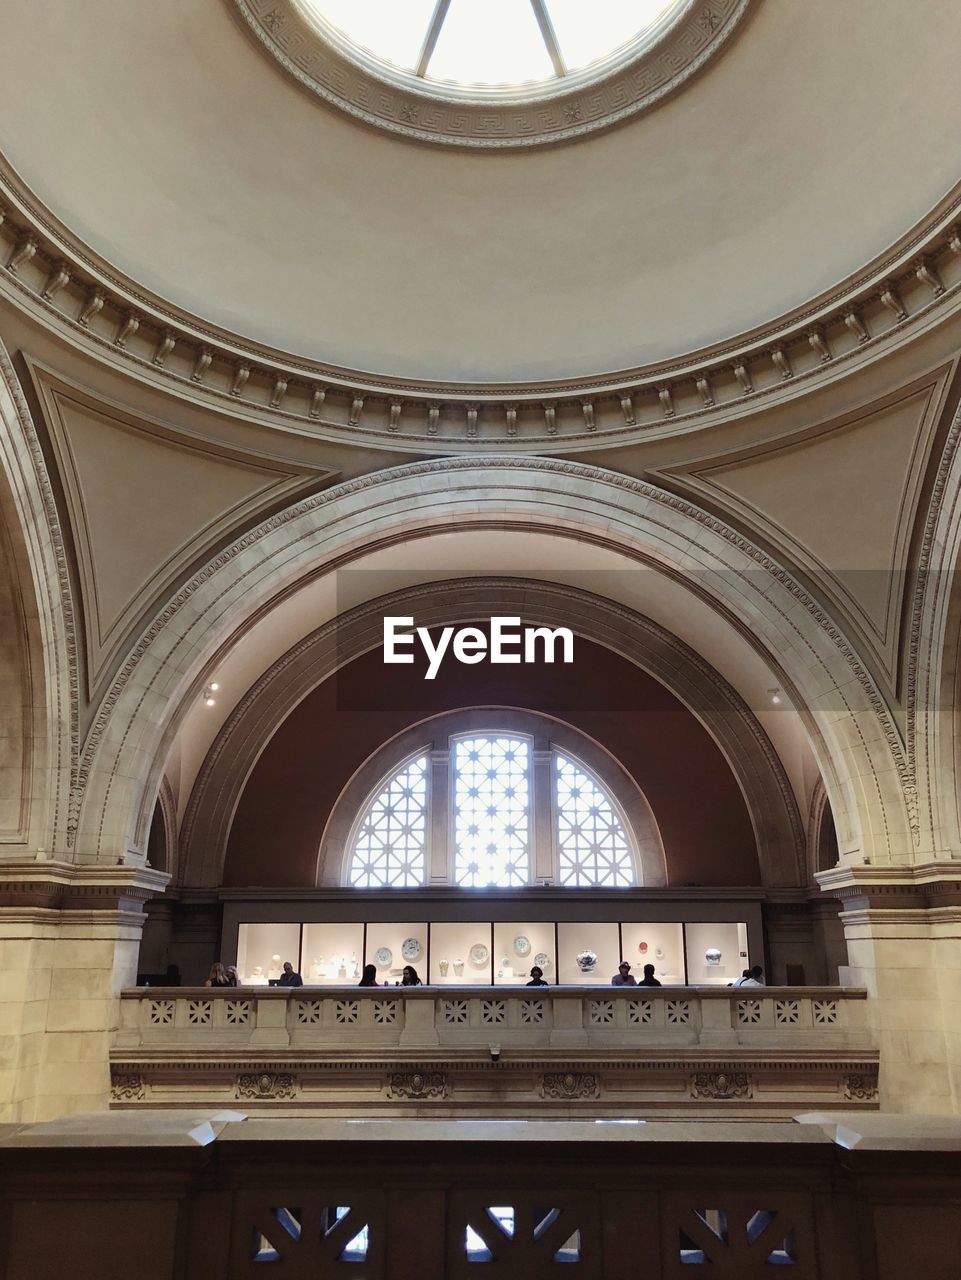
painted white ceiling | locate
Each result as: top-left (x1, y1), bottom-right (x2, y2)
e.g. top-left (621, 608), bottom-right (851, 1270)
top-left (0, 0), bottom-right (958, 382)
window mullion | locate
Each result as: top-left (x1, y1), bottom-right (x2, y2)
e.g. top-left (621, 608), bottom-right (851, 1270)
top-left (532, 749), bottom-right (554, 884)
top-left (529, 0), bottom-right (567, 77)
top-left (415, 0), bottom-right (453, 78)
top-left (428, 747), bottom-right (450, 884)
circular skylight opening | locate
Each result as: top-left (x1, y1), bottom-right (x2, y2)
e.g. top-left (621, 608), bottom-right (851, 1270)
top-left (296, 0), bottom-right (686, 93)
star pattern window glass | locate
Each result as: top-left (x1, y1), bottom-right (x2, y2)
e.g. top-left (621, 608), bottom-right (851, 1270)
top-left (555, 753), bottom-right (635, 887)
top-left (453, 736), bottom-right (530, 887)
top-left (347, 755), bottom-right (428, 887)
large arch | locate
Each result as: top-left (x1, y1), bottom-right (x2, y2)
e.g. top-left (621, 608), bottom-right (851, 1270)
top-left (71, 457), bottom-right (911, 875)
top-left (179, 577), bottom-right (805, 889)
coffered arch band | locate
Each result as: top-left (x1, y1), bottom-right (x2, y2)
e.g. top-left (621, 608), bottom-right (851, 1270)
top-left (320, 707), bottom-right (668, 890)
top-left (73, 458), bottom-right (909, 873)
top-left (179, 577), bottom-right (804, 889)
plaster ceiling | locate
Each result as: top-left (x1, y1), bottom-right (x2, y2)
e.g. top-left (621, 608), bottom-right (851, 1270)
top-left (0, 0), bottom-right (958, 383)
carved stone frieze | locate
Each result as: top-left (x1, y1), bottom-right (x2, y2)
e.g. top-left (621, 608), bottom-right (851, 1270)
top-left (386, 1070), bottom-right (450, 1101)
top-left (110, 1072), bottom-right (146, 1102)
top-left (0, 160), bottom-right (960, 445)
top-left (540, 1072), bottom-right (600, 1101)
top-left (236, 1071), bottom-right (298, 1100)
top-left (843, 1073), bottom-right (879, 1102)
top-left (690, 1071), bottom-right (752, 1100)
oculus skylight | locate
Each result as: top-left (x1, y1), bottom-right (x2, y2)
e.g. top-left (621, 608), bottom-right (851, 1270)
top-left (298, 0), bottom-right (684, 91)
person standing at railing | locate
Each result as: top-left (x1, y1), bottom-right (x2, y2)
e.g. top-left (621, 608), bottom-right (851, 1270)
top-left (277, 961), bottom-right (303, 987)
top-left (358, 964), bottom-right (378, 987)
top-left (637, 964), bottom-right (661, 987)
top-left (204, 962), bottom-right (231, 988)
top-left (611, 962), bottom-right (637, 986)
top-left (526, 966), bottom-right (549, 987)
top-left (735, 965), bottom-right (765, 987)
top-left (401, 966), bottom-right (422, 986)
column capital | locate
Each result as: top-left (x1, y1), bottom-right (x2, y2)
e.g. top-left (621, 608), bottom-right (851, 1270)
top-left (0, 860), bottom-right (170, 915)
top-left (815, 861), bottom-right (961, 910)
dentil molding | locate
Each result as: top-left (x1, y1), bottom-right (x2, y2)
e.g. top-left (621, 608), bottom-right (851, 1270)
top-left (1, 159), bottom-right (961, 446)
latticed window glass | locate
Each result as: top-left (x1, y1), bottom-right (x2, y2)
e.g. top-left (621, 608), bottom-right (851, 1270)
top-left (555, 753), bottom-right (634, 886)
top-left (347, 755), bottom-right (428, 887)
top-left (453, 736), bottom-right (530, 887)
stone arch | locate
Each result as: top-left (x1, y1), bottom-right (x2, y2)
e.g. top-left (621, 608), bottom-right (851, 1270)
top-left (72, 457), bottom-right (910, 875)
top-left (179, 577), bottom-right (805, 889)
top-left (0, 344), bottom-right (76, 858)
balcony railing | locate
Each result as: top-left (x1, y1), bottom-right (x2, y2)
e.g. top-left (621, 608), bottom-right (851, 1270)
top-left (112, 986), bottom-right (877, 1116)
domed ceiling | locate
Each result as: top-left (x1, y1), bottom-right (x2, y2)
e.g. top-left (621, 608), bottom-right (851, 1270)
top-left (0, 0), bottom-right (958, 384)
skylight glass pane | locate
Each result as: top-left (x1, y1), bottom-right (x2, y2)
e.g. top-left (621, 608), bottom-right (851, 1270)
top-left (453, 736), bottom-right (530, 887)
top-left (299, 0), bottom-right (438, 73)
top-left (546, 0), bottom-right (678, 72)
top-left (427, 0), bottom-right (555, 87)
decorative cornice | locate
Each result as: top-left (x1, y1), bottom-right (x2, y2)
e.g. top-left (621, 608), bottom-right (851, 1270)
top-left (1, 160), bottom-right (960, 445)
top-left (0, 860), bottom-right (169, 914)
top-left (815, 861), bottom-right (961, 911)
top-left (232, 0), bottom-right (752, 150)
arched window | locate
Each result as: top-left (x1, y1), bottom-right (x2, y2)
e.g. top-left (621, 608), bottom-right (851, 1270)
top-left (343, 724), bottom-right (649, 889)
top-left (347, 754), bottom-right (429, 888)
top-left (452, 735), bottom-right (531, 888)
top-left (555, 754), bottom-right (633, 887)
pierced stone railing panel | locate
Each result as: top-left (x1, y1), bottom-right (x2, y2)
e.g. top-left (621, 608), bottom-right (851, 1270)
top-left (116, 987), bottom-right (870, 1056)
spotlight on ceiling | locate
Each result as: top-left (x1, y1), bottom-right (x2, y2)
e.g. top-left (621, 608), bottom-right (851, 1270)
top-left (769, 688), bottom-right (782, 705)
top-left (203, 682), bottom-right (219, 707)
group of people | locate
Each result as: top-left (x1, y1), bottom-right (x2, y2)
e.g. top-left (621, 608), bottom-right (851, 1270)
top-left (358, 964), bottom-right (422, 986)
top-left (204, 960), bottom-right (303, 987)
top-left (207, 958), bottom-right (764, 987)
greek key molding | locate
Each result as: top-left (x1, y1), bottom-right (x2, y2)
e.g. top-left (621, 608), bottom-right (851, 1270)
top-left (233, 0), bottom-right (752, 150)
top-left (1, 159), bottom-right (960, 444)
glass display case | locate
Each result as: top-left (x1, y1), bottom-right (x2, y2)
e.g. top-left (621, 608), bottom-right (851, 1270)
top-left (428, 922), bottom-right (494, 985)
top-left (683, 921), bottom-right (750, 986)
top-left (300, 922), bottom-right (365, 985)
top-left (236, 922), bottom-right (301, 985)
top-left (620, 921), bottom-right (686, 985)
top-left (234, 916), bottom-right (753, 986)
top-left (492, 921), bottom-right (556, 986)
top-left (556, 921), bottom-right (621, 986)
top-left (363, 921), bottom-right (428, 986)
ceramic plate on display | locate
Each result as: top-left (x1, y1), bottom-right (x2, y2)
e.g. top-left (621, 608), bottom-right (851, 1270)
top-left (469, 942), bottom-right (490, 967)
top-left (513, 935), bottom-right (531, 957)
top-left (638, 940), bottom-right (649, 954)
top-left (533, 953), bottom-right (551, 970)
top-left (374, 946), bottom-right (392, 968)
top-left (401, 937), bottom-right (422, 961)
top-left (655, 947), bottom-right (665, 960)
